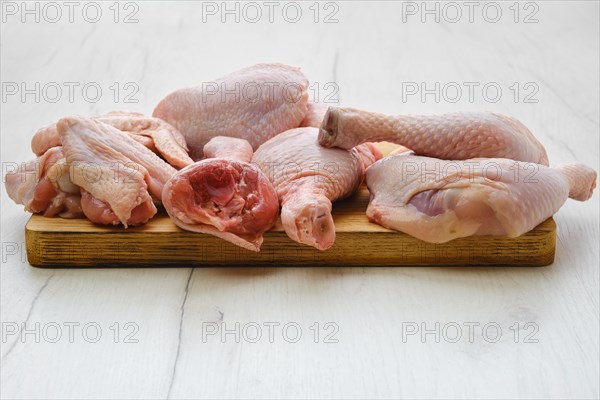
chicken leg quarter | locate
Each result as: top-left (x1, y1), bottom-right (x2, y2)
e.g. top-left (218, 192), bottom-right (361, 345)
top-left (366, 154), bottom-right (596, 243)
top-left (319, 107), bottom-right (549, 165)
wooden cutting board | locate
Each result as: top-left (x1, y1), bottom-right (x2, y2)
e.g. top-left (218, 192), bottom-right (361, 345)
top-left (25, 184), bottom-right (556, 267)
top-left (24, 143), bottom-right (556, 267)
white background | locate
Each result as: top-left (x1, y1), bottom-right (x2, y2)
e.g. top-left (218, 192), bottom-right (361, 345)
top-left (1, 1), bottom-right (599, 399)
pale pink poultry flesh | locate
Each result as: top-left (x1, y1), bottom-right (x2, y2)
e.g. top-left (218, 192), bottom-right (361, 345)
top-left (153, 63), bottom-right (309, 160)
top-left (366, 154), bottom-right (597, 243)
top-left (319, 107), bottom-right (549, 165)
top-left (299, 101), bottom-right (382, 170)
top-left (253, 127), bottom-right (382, 250)
top-left (8, 57), bottom-right (595, 256)
top-left (4, 146), bottom-right (83, 218)
top-left (163, 137), bottom-right (279, 252)
top-left (203, 136), bottom-right (253, 163)
top-left (299, 101), bottom-right (330, 128)
top-left (58, 116), bottom-right (177, 227)
top-left (31, 111), bottom-right (193, 168)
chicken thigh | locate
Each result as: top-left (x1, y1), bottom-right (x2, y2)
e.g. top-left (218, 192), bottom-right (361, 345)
top-left (162, 137), bottom-right (279, 252)
top-left (319, 107), bottom-right (549, 165)
top-left (153, 63), bottom-right (309, 160)
top-left (366, 154), bottom-right (596, 243)
top-left (253, 127), bottom-right (381, 250)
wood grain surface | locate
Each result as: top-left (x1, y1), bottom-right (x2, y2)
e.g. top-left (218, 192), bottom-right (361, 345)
top-left (25, 186), bottom-right (557, 267)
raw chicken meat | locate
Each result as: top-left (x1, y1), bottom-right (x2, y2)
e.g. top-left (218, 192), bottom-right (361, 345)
top-left (253, 127), bottom-right (381, 250)
top-left (94, 111), bottom-right (193, 168)
top-left (163, 137), bottom-right (279, 252)
top-left (31, 123), bottom-right (63, 155)
top-left (299, 102), bottom-right (383, 170)
top-left (299, 102), bottom-right (384, 171)
top-left (79, 189), bottom-right (157, 226)
top-left (353, 142), bottom-right (384, 171)
top-left (31, 111), bottom-right (193, 168)
top-left (299, 101), bottom-right (330, 128)
top-left (153, 63), bottom-right (309, 160)
top-left (388, 145), bottom-right (414, 156)
top-left (366, 154), bottom-right (597, 243)
top-left (58, 116), bottom-right (177, 227)
top-left (5, 146), bottom-right (83, 218)
top-left (319, 107), bottom-right (549, 165)
top-left (203, 136), bottom-right (253, 163)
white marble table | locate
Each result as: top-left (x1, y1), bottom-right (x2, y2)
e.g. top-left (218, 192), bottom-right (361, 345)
top-left (1, 1), bottom-right (598, 399)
